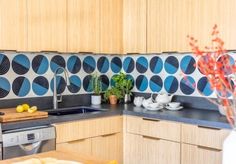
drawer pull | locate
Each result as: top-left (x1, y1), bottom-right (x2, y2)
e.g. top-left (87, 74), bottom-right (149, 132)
top-left (79, 51), bottom-right (93, 54)
top-left (143, 118), bottom-right (160, 122)
top-left (198, 126), bottom-right (221, 130)
top-left (143, 135), bottom-right (160, 141)
top-left (68, 138), bottom-right (87, 144)
top-left (101, 133), bottom-right (117, 137)
top-left (197, 145), bottom-right (221, 152)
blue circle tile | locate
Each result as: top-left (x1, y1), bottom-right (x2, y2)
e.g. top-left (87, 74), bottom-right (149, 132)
top-left (68, 75), bottom-right (81, 93)
top-left (197, 77), bottom-right (213, 96)
top-left (83, 75), bottom-right (93, 92)
top-left (32, 55), bottom-right (49, 75)
top-left (67, 56), bottom-right (81, 74)
top-left (32, 76), bottom-right (49, 96)
top-left (12, 54), bottom-right (30, 75)
top-left (0, 53), bottom-right (10, 75)
top-left (180, 55), bottom-right (196, 74)
top-left (136, 56), bottom-right (148, 73)
top-left (123, 57), bottom-right (134, 73)
top-left (100, 75), bottom-right (109, 91)
top-left (217, 54), bottom-right (235, 75)
top-left (180, 76), bottom-right (195, 95)
top-left (50, 76), bottom-right (66, 94)
top-left (83, 56), bottom-right (96, 73)
top-left (149, 75), bottom-right (163, 92)
top-left (97, 57), bottom-right (109, 73)
top-left (164, 56), bottom-right (179, 74)
top-left (50, 55), bottom-right (66, 73)
top-left (12, 77), bottom-right (30, 97)
top-left (136, 75), bottom-right (148, 91)
top-left (164, 76), bottom-right (178, 93)
top-left (150, 56), bottom-right (163, 74)
top-left (0, 77), bottom-right (10, 98)
top-left (111, 57), bottom-right (122, 73)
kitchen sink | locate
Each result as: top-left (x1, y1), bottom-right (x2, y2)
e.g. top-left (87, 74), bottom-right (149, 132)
top-left (46, 106), bottom-right (104, 116)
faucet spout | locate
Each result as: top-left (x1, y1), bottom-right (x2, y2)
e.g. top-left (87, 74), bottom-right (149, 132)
top-left (53, 67), bottom-right (69, 109)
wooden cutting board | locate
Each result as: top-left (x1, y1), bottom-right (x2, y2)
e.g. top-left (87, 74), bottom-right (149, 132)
top-left (0, 108), bottom-right (48, 123)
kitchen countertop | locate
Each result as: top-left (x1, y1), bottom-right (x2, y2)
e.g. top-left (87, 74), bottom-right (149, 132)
top-left (0, 150), bottom-right (108, 164)
top-left (1, 104), bottom-right (231, 131)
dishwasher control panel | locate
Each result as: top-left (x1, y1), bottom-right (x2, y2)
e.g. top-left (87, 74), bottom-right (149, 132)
top-left (2, 126), bottom-right (55, 147)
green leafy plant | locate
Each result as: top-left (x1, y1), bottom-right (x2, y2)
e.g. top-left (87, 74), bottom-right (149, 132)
top-left (91, 73), bottom-right (102, 95)
top-left (112, 72), bottom-right (133, 96)
top-left (104, 87), bottom-right (123, 101)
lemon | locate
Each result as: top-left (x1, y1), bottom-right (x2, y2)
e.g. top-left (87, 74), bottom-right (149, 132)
top-left (28, 106), bottom-right (37, 113)
top-left (22, 103), bottom-right (30, 111)
top-left (16, 105), bottom-right (24, 113)
top-left (107, 160), bottom-right (118, 164)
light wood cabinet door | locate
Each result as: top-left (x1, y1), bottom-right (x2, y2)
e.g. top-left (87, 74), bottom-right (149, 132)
top-left (142, 136), bottom-right (180, 164)
top-left (67, 0), bottom-right (100, 53)
top-left (100, 0), bottom-right (123, 54)
top-left (56, 138), bottom-right (92, 155)
top-left (123, 0), bottom-right (146, 54)
top-left (27, 0), bottom-right (67, 52)
top-left (0, 0), bottom-right (27, 51)
top-left (147, 0), bottom-right (178, 53)
top-left (124, 133), bottom-right (143, 164)
top-left (182, 143), bottom-right (222, 164)
top-left (91, 133), bottom-right (122, 164)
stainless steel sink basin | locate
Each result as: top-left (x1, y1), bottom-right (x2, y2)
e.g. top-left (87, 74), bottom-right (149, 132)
top-left (46, 106), bottom-right (104, 116)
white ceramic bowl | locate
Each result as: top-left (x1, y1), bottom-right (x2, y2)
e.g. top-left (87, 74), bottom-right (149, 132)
top-left (168, 102), bottom-right (180, 108)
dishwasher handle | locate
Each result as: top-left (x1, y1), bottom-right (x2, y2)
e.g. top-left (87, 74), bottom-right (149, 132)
top-left (19, 141), bottom-right (42, 155)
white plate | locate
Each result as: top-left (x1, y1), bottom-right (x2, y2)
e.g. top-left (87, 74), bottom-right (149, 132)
top-left (145, 106), bottom-right (163, 111)
top-left (165, 106), bottom-right (183, 111)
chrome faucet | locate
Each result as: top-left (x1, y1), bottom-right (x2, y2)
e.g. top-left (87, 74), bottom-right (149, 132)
top-left (53, 67), bottom-right (70, 109)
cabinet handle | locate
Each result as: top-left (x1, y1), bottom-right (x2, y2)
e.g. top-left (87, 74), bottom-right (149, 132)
top-left (40, 50), bottom-right (59, 53)
top-left (68, 138), bottom-right (87, 144)
top-left (198, 125), bottom-right (221, 131)
top-left (162, 51), bottom-right (178, 53)
top-left (101, 133), bottom-right (117, 137)
top-left (126, 53), bottom-right (140, 55)
top-left (143, 135), bottom-right (160, 141)
top-left (143, 118), bottom-right (160, 122)
top-left (197, 145), bottom-right (221, 152)
top-left (79, 51), bottom-right (93, 54)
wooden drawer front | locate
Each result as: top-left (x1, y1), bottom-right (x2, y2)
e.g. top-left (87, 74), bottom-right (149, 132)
top-left (126, 116), bottom-right (142, 134)
top-left (56, 138), bottom-right (92, 155)
top-left (182, 144), bottom-right (222, 164)
top-left (55, 116), bottom-right (122, 143)
top-left (141, 117), bottom-right (181, 142)
top-left (143, 136), bottom-right (180, 164)
top-left (182, 124), bottom-right (230, 149)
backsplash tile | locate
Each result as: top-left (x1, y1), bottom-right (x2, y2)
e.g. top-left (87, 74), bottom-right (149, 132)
top-left (0, 51), bottom-right (236, 100)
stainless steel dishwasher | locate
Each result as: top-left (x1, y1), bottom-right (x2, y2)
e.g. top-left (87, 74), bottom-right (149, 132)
top-left (2, 125), bottom-right (56, 159)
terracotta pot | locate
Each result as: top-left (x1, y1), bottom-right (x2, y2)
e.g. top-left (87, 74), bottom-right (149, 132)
top-left (109, 95), bottom-right (118, 105)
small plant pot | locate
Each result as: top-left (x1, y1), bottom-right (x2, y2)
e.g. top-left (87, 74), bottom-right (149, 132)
top-left (91, 95), bottom-right (101, 105)
top-left (109, 95), bottom-right (118, 105)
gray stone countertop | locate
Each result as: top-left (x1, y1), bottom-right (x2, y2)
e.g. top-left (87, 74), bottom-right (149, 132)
top-left (1, 104), bottom-right (231, 131)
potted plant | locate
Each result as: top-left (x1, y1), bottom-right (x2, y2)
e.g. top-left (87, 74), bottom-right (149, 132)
top-left (112, 72), bottom-right (133, 103)
top-left (91, 73), bottom-right (102, 105)
top-left (104, 87), bottom-right (123, 105)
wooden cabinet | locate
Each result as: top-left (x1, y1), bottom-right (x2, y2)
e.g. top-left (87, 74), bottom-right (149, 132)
top-left (123, 0), bottom-right (146, 53)
top-left (54, 116), bottom-right (122, 162)
top-left (27, 0), bottom-right (67, 52)
top-left (91, 133), bottom-right (122, 164)
top-left (143, 136), bottom-right (180, 164)
top-left (67, 0), bottom-right (100, 53)
top-left (0, 0), bottom-right (27, 51)
top-left (124, 116), bottom-right (181, 164)
top-left (182, 144), bottom-right (222, 164)
top-left (147, 0), bottom-right (178, 53)
top-left (182, 124), bottom-right (229, 150)
top-left (57, 138), bottom-right (92, 155)
top-left (100, 0), bottom-right (123, 54)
